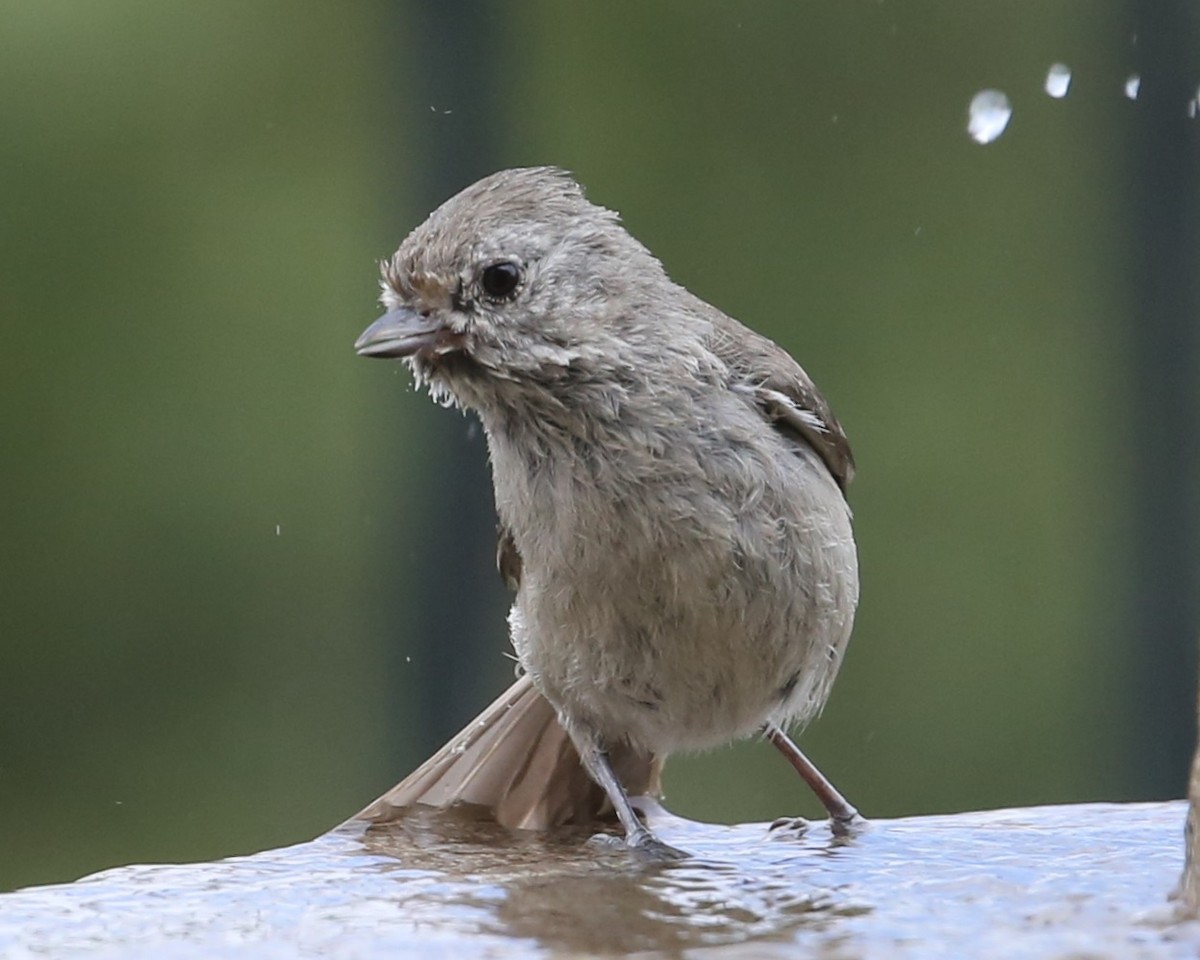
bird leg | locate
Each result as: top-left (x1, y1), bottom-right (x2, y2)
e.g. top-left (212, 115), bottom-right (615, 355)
top-left (763, 723), bottom-right (861, 834)
top-left (576, 736), bottom-right (689, 860)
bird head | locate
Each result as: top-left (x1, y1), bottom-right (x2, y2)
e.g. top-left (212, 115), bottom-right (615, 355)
top-left (355, 167), bottom-right (678, 413)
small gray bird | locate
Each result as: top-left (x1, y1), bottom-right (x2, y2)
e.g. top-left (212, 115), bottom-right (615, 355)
top-left (356, 167), bottom-right (860, 859)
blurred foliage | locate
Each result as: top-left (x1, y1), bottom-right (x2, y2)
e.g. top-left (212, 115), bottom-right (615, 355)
top-left (1, 0), bottom-right (1196, 890)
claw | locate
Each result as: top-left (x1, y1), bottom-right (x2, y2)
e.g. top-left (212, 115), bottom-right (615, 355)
top-left (830, 812), bottom-right (869, 839)
top-left (768, 816), bottom-right (810, 840)
top-left (627, 828), bottom-right (690, 861)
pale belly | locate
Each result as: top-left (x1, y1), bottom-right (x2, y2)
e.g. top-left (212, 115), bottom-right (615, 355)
top-left (506, 445), bottom-right (859, 754)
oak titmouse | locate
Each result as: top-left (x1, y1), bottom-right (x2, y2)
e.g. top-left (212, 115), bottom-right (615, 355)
top-left (356, 168), bottom-right (860, 858)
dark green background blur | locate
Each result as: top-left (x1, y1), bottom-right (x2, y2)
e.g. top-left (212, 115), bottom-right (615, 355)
top-left (3, 2), bottom-right (1198, 892)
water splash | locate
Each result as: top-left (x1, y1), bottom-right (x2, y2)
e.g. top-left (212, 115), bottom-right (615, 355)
top-left (1124, 74), bottom-right (1141, 100)
top-left (1044, 63), bottom-right (1072, 99)
top-left (967, 90), bottom-right (1012, 144)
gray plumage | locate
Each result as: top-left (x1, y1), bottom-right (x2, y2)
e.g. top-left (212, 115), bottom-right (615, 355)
top-left (356, 167), bottom-right (859, 857)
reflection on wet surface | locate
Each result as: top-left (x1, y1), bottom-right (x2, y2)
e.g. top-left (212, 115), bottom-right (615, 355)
top-left (0, 801), bottom-right (1195, 958)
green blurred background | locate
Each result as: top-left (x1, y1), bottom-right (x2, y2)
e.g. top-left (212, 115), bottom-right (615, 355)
top-left (2, 2), bottom-right (1198, 891)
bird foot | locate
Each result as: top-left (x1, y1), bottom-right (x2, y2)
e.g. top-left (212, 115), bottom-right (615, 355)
top-left (600, 825), bottom-right (696, 864)
top-left (588, 827), bottom-right (689, 861)
top-left (829, 812), bottom-right (869, 839)
top-left (768, 816), bottom-right (810, 840)
top-left (628, 832), bottom-right (690, 862)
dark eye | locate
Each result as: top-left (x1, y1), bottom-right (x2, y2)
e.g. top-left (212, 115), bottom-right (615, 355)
top-left (480, 261), bottom-right (522, 300)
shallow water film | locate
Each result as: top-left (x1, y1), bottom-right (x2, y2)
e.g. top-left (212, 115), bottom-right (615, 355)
top-left (1, 800), bottom-right (1196, 959)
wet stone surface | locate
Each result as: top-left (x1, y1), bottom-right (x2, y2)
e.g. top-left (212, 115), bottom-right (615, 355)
top-left (0, 801), bottom-right (1196, 959)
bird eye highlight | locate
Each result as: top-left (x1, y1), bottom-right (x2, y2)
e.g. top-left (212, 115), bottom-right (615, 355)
top-left (480, 261), bottom-right (522, 300)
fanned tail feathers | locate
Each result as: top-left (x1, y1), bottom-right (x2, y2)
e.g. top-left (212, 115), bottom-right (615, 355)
top-left (353, 675), bottom-right (662, 830)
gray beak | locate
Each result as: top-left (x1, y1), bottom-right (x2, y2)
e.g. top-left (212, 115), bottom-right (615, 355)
top-left (355, 307), bottom-right (446, 358)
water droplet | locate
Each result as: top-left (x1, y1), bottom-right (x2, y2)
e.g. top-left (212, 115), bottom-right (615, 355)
top-left (275, 524), bottom-right (281, 536)
top-left (1124, 74), bottom-right (1141, 100)
top-left (1044, 63), bottom-right (1072, 99)
top-left (967, 90), bottom-right (1012, 144)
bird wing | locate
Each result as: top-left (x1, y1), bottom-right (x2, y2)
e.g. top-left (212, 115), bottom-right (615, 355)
top-left (704, 301), bottom-right (855, 492)
top-left (497, 524), bottom-right (522, 592)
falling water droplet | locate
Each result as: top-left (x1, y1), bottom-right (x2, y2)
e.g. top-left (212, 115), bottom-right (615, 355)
top-left (1124, 74), bottom-right (1141, 100)
top-left (967, 90), bottom-right (1012, 144)
top-left (1044, 63), bottom-right (1072, 98)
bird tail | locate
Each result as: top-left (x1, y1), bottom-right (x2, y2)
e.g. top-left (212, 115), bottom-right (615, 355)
top-left (352, 674), bottom-right (663, 830)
